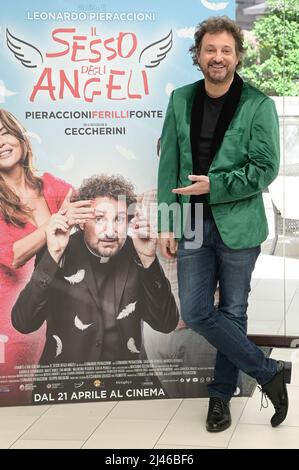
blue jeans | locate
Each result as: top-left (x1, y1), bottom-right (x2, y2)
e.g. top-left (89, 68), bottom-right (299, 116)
top-left (177, 217), bottom-right (277, 401)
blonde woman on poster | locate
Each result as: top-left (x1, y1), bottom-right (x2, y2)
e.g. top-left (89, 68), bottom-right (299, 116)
top-left (0, 109), bottom-right (94, 404)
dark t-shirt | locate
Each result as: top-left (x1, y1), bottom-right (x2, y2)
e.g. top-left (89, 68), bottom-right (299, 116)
top-left (191, 92), bottom-right (227, 219)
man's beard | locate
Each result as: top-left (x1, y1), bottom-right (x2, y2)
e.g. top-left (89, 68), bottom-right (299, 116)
top-left (91, 237), bottom-right (126, 258)
top-left (205, 62), bottom-right (235, 85)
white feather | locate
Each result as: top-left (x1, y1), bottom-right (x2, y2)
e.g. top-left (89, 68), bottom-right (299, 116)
top-left (139, 30), bottom-right (173, 68)
top-left (176, 27), bottom-right (195, 39)
top-left (200, 0), bottom-right (229, 11)
top-left (24, 131), bottom-right (42, 144)
top-left (117, 302), bottom-right (137, 320)
top-left (6, 28), bottom-right (43, 68)
top-left (116, 145), bottom-right (136, 161)
top-left (0, 80), bottom-right (17, 103)
top-left (53, 335), bottom-right (62, 357)
top-left (54, 154), bottom-right (75, 172)
top-left (165, 82), bottom-right (175, 97)
top-left (64, 269), bottom-right (85, 285)
top-left (74, 315), bottom-right (93, 331)
top-left (127, 337), bottom-right (140, 354)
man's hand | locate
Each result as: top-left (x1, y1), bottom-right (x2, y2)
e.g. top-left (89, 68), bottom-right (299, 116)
top-left (131, 208), bottom-right (157, 268)
top-left (60, 188), bottom-right (95, 226)
top-left (158, 232), bottom-right (178, 260)
top-left (172, 175), bottom-right (210, 195)
top-left (46, 210), bottom-right (71, 263)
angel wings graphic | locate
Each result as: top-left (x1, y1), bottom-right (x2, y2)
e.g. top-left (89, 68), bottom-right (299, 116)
top-left (6, 28), bottom-right (173, 70)
top-left (6, 29), bottom-right (43, 68)
top-left (139, 30), bottom-right (173, 68)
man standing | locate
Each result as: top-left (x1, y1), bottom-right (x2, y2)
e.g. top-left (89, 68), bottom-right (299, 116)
top-left (12, 175), bottom-right (178, 366)
top-left (158, 16), bottom-right (291, 432)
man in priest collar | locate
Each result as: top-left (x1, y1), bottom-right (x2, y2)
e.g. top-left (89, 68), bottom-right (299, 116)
top-left (12, 174), bottom-right (179, 367)
top-left (158, 16), bottom-right (291, 432)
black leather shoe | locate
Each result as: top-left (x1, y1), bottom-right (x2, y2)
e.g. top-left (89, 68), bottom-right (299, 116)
top-left (261, 360), bottom-right (292, 427)
top-left (206, 397), bottom-right (231, 432)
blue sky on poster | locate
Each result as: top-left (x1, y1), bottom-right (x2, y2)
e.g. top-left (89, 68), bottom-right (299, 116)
top-left (0, 0), bottom-right (234, 192)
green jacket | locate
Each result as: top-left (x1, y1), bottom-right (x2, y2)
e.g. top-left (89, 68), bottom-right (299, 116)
top-left (157, 79), bottom-right (280, 249)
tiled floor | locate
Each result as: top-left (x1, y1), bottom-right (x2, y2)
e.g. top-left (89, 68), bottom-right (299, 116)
top-left (1, 348), bottom-right (298, 449)
top-left (1, 196), bottom-right (298, 449)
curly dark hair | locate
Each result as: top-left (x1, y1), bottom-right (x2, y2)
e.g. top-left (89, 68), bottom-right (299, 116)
top-left (77, 174), bottom-right (137, 208)
top-left (189, 16), bottom-right (245, 70)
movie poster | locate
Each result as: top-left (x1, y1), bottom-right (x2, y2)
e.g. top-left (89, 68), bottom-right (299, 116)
top-left (0, 0), bottom-right (235, 406)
